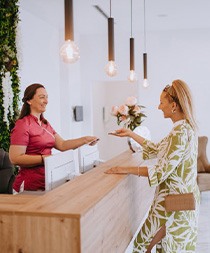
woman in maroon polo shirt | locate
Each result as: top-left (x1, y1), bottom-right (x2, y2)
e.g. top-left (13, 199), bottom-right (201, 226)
top-left (9, 83), bottom-right (99, 192)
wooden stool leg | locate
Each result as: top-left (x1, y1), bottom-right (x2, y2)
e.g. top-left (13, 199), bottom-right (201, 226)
top-left (146, 224), bottom-right (166, 253)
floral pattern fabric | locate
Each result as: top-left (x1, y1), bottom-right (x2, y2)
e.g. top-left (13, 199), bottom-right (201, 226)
top-left (133, 119), bottom-right (200, 253)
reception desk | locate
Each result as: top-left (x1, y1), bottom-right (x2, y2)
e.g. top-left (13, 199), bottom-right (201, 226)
top-left (0, 150), bottom-right (155, 253)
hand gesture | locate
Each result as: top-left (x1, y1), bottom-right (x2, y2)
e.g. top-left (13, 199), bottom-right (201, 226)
top-left (87, 137), bottom-right (99, 146)
top-left (105, 166), bottom-right (128, 174)
top-left (108, 128), bottom-right (132, 138)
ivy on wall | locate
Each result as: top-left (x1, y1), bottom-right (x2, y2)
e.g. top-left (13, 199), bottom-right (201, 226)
top-left (0, 0), bottom-right (20, 151)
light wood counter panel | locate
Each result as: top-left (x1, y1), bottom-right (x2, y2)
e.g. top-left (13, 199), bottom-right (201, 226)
top-left (0, 194), bottom-right (38, 212)
top-left (0, 150), bottom-right (155, 253)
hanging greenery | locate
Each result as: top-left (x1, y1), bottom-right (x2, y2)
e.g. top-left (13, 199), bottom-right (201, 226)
top-left (0, 0), bottom-right (20, 151)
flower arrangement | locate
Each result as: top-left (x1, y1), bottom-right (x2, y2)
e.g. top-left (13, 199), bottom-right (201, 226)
top-left (111, 96), bottom-right (146, 131)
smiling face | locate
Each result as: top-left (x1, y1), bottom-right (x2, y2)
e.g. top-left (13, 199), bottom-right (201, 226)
top-left (27, 87), bottom-right (48, 115)
top-left (158, 91), bottom-right (174, 118)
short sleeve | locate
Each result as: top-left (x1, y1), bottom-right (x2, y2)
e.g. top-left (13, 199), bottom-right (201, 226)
top-left (10, 120), bottom-right (30, 146)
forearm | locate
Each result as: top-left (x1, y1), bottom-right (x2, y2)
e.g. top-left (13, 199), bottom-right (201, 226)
top-left (62, 137), bottom-right (87, 150)
top-left (9, 154), bottom-right (44, 167)
top-left (106, 166), bottom-right (149, 177)
top-left (129, 131), bottom-right (145, 146)
top-left (55, 134), bottom-right (99, 151)
top-left (56, 137), bottom-right (87, 151)
top-left (127, 166), bottom-right (148, 177)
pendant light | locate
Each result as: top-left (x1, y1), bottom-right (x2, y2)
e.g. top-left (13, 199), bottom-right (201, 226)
top-left (105, 0), bottom-right (117, 77)
top-left (128, 0), bottom-right (137, 82)
top-left (60, 0), bottom-right (80, 63)
top-left (143, 0), bottom-right (149, 87)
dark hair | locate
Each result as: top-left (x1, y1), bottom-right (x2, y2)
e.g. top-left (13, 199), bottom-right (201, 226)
top-left (19, 83), bottom-right (47, 123)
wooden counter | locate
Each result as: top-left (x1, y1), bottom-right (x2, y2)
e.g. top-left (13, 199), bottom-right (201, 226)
top-left (0, 150), bottom-right (155, 253)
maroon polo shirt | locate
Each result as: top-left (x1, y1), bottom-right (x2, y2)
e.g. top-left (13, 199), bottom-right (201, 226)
top-left (10, 114), bottom-right (56, 192)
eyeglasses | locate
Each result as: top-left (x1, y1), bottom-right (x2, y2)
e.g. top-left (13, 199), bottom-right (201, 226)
top-left (163, 85), bottom-right (179, 104)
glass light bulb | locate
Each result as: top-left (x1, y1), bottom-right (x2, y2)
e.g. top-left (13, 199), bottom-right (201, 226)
top-left (143, 78), bottom-right (149, 88)
top-left (60, 40), bottom-right (80, 63)
top-left (128, 70), bottom-right (138, 82)
top-left (105, 60), bottom-right (117, 77)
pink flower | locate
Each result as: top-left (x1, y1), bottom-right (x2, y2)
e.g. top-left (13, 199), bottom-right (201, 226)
top-left (111, 96), bottom-right (146, 131)
top-left (125, 96), bottom-right (137, 106)
top-left (118, 105), bottom-right (129, 116)
top-left (119, 115), bottom-right (127, 122)
top-left (133, 105), bottom-right (141, 114)
top-left (111, 106), bottom-right (119, 116)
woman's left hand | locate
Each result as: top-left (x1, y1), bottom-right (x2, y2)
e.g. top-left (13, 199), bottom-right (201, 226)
top-left (105, 166), bottom-right (128, 174)
top-left (108, 128), bottom-right (132, 137)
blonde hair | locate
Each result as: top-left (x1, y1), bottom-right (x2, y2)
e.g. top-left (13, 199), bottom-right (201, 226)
top-left (167, 79), bottom-right (197, 131)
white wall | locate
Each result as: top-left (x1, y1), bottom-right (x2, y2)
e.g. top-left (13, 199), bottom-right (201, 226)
top-left (18, 7), bottom-right (61, 134)
top-left (144, 28), bottom-right (210, 142)
top-left (92, 81), bottom-right (139, 160)
top-left (19, 2), bottom-right (84, 142)
top-left (80, 29), bottom-right (210, 160)
top-left (19, 1), bottom-right (210, 160)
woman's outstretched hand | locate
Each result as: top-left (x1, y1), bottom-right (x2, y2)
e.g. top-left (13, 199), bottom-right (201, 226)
top-left (84, 136), bottom-right (100, 146)
top-left (88, 138), bottom-right (100, 146)
top-left (108, 128), bottom-right (132, 137)
top-left (105, 166), bottom-right (128, 175)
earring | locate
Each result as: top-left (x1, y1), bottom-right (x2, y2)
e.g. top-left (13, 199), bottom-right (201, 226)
top-left (172, 109), bottom-right (176, 114)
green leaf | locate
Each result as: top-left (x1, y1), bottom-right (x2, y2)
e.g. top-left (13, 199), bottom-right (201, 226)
top-left (0, 0), bottom-right (20, 151)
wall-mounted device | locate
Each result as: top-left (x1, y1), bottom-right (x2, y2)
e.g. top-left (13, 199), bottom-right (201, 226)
top-left (73, 106), bottom-right (83, 122)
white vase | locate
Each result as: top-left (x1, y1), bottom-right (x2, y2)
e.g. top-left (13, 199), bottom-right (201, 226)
top-left (128, 125), bottom-right (151, 153)
top-left (127, 137), bottom-right (135, 153)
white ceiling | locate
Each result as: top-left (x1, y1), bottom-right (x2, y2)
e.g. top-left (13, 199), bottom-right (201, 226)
top-left (21, 0), bottom-right (210, 35)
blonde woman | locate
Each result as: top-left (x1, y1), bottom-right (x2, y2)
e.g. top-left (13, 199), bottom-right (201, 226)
top-left (106, 79), bottom-right (200, 253)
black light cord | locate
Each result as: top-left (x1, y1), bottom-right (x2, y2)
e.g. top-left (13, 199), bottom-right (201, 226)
top-left (144, 0), bottom-right (147, 52)
top-left (131, 0), bottom-right (133, 37)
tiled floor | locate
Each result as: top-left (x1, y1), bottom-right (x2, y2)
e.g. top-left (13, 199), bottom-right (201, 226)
top-left (126, 191), bottom-right (210, 253)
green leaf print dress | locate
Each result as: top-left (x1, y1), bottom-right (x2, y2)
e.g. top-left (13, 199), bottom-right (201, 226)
top-left (133, 119), bottom-right (200, 253)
